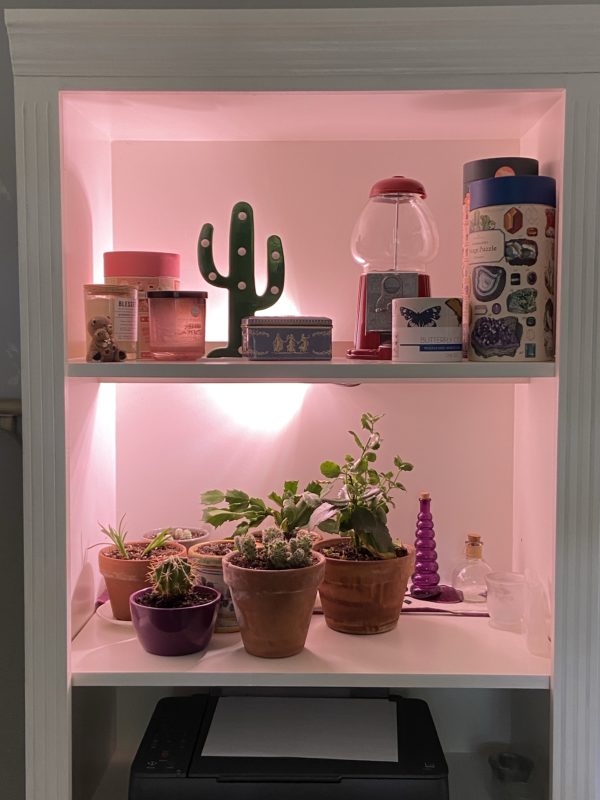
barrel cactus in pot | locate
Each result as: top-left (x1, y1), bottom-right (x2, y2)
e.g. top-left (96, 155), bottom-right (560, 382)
top-left (130, 556), bottom-right (220, 656)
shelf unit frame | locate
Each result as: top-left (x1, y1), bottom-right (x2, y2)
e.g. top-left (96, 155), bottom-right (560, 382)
top-left (6, 6), bottom-right (600, 799)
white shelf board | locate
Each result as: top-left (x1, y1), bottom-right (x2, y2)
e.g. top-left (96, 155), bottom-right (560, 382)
top-left (72, 612), bottom-right (550, 689)
top-left (67, 357), bottom-right (556, 384)
top-left (91, 752), bottom-right (492, 800)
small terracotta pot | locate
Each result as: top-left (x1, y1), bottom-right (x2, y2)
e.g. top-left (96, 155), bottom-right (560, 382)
top-left (98, 540), bottom-right (187, 621)
top-left (313, 539), bottom-right (415, 635)
top-left (188, 540), bottom-right (239, 633)
top-left (222, 551), bottom-right (325, 658)
top-left (130, 586), bottom-right (221, 656)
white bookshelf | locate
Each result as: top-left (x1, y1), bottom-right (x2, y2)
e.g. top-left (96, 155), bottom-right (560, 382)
top-left (67, 358), bottom-right (556, 384)
top-left (72, 612), bottom-right (550, 690)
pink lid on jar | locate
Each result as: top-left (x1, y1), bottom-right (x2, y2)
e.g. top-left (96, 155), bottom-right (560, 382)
top-left (104, 251), bottom-right (180, 279)
top-left (369, 176), bottom-right (427, 198)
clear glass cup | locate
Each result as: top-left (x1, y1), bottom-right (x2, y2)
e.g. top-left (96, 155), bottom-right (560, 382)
top-left (148, 290), bottom-right (207, 360)
top-left (485, 572), bottom-right (526, 632)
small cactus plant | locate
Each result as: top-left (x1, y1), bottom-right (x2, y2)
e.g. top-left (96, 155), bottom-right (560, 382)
top-left (234, 528), bottom-right (313, 570)
top-left (198, 201), bottom-right (285, 358)
top-left (148, 556), bottom-right (194, 599)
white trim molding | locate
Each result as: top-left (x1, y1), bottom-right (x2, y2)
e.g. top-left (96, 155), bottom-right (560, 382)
top-left (6, 6), bottom-right (600, 79)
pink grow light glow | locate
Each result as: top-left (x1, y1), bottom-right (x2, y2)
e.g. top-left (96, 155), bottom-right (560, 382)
top-left (204, 383), bottom-right (308, 433)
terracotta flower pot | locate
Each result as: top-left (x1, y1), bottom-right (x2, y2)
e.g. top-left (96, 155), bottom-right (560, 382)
top-left (313, 539), bottom-right (415, 635)
top-left (129, 586), bottom-right (221, 656)
top-left (222, 551), bottom-right (325, 658)
top-left (188, 540), bottom-right (239, 633)
top-left (98, 540), bottom-right (187, 621)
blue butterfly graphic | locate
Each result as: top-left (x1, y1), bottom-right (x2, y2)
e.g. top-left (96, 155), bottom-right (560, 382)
top-left (399, 306), bottom-right (441, 327)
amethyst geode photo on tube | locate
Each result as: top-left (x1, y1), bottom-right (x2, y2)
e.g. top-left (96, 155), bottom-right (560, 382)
top-left (471, 316), bottom-right (523, 358)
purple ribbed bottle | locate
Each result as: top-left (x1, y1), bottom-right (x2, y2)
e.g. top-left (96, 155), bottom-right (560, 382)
top-left (410, 491), bottom-right (442, 599)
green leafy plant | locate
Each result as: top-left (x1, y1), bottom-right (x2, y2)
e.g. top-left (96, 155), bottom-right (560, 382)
top-left (148, 556), bottom-right (194, 599)
top-left (99, 516), bottom-right (173, 559)
top-left (234, 528), bottom-right (314, 570)
top-left (200, 481), bottom-right (337, 538)
top-left (319, 412), bottom-right (413, 559)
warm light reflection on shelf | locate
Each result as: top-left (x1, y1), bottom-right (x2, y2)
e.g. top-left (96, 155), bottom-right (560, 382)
top-left (204, 382), bottom-right (308, 432)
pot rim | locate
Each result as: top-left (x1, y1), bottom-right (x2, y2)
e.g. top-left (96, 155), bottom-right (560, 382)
top-left (188, 539), bottom-right (236, 558)
top-left (222, 549), bottom-right (326, 575)
top-left (129, 585), bottom-right (221, 610)
top-left (313, 538), bottom-right (415, 563)
top-left (99, 540), bottom-right (187, 563)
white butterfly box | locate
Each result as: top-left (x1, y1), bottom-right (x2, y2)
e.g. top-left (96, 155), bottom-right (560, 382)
top-left (392, 297), bottom-right (463, 363)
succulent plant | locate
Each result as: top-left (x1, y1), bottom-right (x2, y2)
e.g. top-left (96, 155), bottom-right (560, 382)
top-left (99, 517), bottom-right (173, 559)
top-left (148, 556), bottom-right (194, 599)
top-left (234, 528), bottom-right (313, 570)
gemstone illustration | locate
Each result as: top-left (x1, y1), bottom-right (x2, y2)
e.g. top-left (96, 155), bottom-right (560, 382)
top-left (504, 207), bottom-right (523, 234)
top-left (472, 266), bottom-right (507, 302)
top-left (507, 288), bottom-right (537, 314)
top-left (471, 316), bottom-right (523, 358)
top-left (505, 239), bottom-right (538, 267)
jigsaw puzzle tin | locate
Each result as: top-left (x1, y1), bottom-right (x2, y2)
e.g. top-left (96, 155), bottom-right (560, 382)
top-left (467, 175), bottom-right (556, 362)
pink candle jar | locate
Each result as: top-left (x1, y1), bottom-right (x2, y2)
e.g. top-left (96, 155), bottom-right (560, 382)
top-left (147, 291), bottom-right (207, 360)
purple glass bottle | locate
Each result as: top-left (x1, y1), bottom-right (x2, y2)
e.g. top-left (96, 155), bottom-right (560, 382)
top-left (410, 491), bottom-right (463, 602)
top-left (411, 492), bottom-right (441, 599)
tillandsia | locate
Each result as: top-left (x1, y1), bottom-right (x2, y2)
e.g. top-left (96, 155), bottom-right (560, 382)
top-left (98, 516), bottom-right (172, 559)
top-left (200, 480), bottom-right (337, 539)
top-left (148, 556), bottom-right (195, 599)
top-left (319, 412), bottom-right (413, 559)
top-left (234, 528), bottom-right (314, 570)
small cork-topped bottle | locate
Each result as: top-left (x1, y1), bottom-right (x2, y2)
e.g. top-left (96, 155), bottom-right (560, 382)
top-left (451, 534), bottom-right (493, 603)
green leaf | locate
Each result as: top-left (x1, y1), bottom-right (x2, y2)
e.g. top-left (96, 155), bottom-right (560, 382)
top-left (365, 452), bottom-right (377, 462)
top-left (367, 469), bottom-right (380, 485)
top-left (352, 458), bottom-right (368, 474)
top-left (268, 491), bottom-right (283, 507)
top-left (284, 480), bottom-right (299, 496)
top-left (320, 461), bottom-right (341, 479)
top-left (202, 509), bottom-right (248, 527)
top-left (226, 489), bottom-right (249, 503)
top-left (349, 507), bottom-right (395, 558)
top-left (304, 481), bottom-right (323, 496)
top-left (360, 413), bottom-right (372, 432)
top-left (348, 430), bottom-right (364, 450)
top-left (201, 490), bottom-right (225, 505)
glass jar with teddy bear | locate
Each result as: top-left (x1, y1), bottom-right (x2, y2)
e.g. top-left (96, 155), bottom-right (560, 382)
top-left (84, 284), bottom-right (138, 362)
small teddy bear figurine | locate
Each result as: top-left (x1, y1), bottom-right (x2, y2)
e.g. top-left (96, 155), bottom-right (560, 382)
top-left (86, 316), bottom-right (127, 363)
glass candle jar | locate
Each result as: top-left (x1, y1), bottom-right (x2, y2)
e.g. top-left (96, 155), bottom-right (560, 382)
top-left (147, 291), bottom-right (207, 360)
top-left (84, 284), bottom-right (138, 362)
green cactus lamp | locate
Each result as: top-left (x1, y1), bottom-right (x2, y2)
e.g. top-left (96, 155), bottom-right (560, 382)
top-left (198, 201), bottom-right (285, 358)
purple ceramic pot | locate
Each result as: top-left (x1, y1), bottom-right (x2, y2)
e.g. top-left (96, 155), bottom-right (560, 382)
top-left (130, 587), bottom-right (221, 657)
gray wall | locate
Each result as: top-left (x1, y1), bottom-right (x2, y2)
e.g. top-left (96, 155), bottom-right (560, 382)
top-left (0, 2), bottom-right (597, 798)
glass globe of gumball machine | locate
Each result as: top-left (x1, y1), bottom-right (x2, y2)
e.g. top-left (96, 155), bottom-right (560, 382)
top-left (349, 176), bottom-right (439, 359)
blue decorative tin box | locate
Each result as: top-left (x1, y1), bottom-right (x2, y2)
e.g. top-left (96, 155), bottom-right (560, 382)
top-left (241, 316), bottom-right (333, 360)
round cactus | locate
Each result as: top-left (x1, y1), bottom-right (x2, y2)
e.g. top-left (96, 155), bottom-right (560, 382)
top-left (148, 556), bottom-right (194, 598)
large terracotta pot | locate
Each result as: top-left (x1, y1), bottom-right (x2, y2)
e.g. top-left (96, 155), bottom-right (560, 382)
top-left (222, 551), bottom-right (326, 658)
top-left (188, 540), bottom-right (239, 633)
top-left (130, 585), bottom-right (221, 656)
top-left (98, 540), bottom-right (187, 621)
top-left (313, 539), bottom-right (415, 635)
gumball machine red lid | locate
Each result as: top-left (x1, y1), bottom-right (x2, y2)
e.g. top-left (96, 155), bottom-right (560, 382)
top-left (348, 176), bottom-right (439, 359)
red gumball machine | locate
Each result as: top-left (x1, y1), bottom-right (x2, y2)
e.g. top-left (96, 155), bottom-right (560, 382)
top-left (348, 176), bottom-right (439, 359)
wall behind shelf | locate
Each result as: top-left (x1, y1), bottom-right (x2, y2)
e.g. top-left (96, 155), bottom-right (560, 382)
top-left (111, 137), bottom-right (520, 343)
top-left (113, 381), bottom-right (515, 582)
